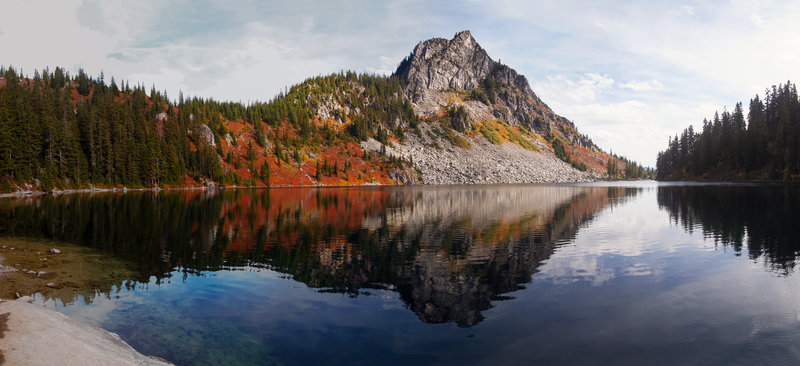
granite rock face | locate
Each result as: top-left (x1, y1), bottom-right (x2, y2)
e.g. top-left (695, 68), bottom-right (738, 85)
top-left (396, 30), bottom-right (494, 96)
top-left (396, 31), bottom-right (541, 133)
top-left (195, 123), bottom-right (216, 147)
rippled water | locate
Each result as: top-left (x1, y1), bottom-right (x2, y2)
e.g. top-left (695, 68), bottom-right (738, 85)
top-left (1, 182), bottom-right (799, 365)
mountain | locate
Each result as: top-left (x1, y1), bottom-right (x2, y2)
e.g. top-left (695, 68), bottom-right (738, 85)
top-left (384, 30), bottom-right (631, 184)
top-left (0, 31), bottom-right (649, 193)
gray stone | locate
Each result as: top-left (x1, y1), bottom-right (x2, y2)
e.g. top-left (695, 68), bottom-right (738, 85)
top-left (49, 248), bottom-right (61, 254)
top-left (192, 123), bottom-right (216, 147)
top-left (397, 30), bottom-right (494, 96)
top-left (0, 265), bottom-right (18, 273)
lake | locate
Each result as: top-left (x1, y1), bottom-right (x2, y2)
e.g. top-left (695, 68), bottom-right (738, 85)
top-left (1, 181), bottom-right (799, 365)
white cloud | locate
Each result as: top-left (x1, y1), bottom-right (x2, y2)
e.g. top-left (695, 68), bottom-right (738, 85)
top-left (751, 14), bottom-right (764, 26)
top-left (594, 20), bottom-right (608, 30)
top-left (556, 101), bottom-right (717, 166)
top-left (531, 72), bottom-right (719, 166)
top-left (531, 73), bottom-right (615, 105)
top-left (619, 80), bottom-right (664, 92)
top-left (366, 56), bottom-right (399, 76)
top-left (681, 5), bottom-right (695, 15)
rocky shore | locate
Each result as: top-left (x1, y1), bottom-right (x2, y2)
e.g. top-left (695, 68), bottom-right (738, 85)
top-left (0, 298), bottom-right (172, 365)
top-left (0, 239), bottom-right (171, 365)
top-left (0, 185), bottom-right (212, 199)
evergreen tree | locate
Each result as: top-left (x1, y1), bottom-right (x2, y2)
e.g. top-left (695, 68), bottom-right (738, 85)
top-left (657, 81), bottom-right (800, 180)
top-left (259, 162), bottom-right (270, 185)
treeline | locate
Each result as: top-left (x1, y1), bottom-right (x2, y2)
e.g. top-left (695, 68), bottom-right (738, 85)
top-left (608, 153), bottom-right (653, 180)
top-left (0, 65), bottom-right (225, 190)
top-left (0, 65), bottom-right (422, 191)
top-left (657, 81), bottom-right (800, 180)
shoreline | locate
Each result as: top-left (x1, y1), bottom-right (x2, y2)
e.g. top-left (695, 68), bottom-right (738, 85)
top-left (0, 182), bottom-right (391, 199)
top-left (0, 298), bottom-right (173, 365)
top-left (0, 247), bottom-right (172, 365)
top-left (0, 177), bottom-right (623, 199)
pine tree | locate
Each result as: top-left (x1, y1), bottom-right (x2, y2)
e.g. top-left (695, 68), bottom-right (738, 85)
top-left (259, 162), bottom-right (270, 186)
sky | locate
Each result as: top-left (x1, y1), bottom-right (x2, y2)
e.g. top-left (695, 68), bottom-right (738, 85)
top-left (2, 0), bottom-right (800, 166)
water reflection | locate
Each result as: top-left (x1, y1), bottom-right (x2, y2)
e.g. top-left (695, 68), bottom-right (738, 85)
top-left (657, 184), bottom-right (800, 274)
top-left (0, 185), bottom-right (639, 326)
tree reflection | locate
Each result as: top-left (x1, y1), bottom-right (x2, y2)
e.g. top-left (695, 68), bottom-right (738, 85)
top-left (658, 184), bottom-right (800, 274)
top-left (0, 185), bottom-right (639, 326)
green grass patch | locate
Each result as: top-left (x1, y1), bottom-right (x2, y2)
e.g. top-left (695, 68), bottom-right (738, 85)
top-left (506, 127), bottom-right (539, 151)
top-left (479, 121), bottom-right (538, 151)
top-left (479, 124), bottom-right (503, 144)
top-left (449, 133), bottom-right (471, 149)
top-left (437, 122), bottom-right (472, 149)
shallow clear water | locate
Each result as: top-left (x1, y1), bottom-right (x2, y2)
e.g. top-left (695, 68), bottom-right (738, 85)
top-left (2, 182), bottom-right (800, 365)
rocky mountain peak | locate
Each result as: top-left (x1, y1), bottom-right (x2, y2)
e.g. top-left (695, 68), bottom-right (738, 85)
top-left (396, 30), bottom-right (539, 99)
top-left (395, 30), bottom-right (496, 98)
top-left (394, 31), bottom-right (556, 133)
top-left (450, 30), bottom-right (478, 49)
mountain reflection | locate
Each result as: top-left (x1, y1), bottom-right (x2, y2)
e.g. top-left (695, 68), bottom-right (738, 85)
top-left (0, 185), bottom-right (639, 326)
top-left (658, 184), bottom-right (800, 274)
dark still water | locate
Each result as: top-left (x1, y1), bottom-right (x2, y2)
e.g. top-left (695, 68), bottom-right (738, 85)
top-left (1, 182), bottom-right (800, 365)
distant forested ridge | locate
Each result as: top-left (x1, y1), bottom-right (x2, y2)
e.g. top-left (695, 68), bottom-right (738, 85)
top-left (657, 81), bottom-right (800, 181)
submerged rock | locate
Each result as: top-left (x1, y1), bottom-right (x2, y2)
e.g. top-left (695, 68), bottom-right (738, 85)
top-left (0, 265), bottom-right (18, 273)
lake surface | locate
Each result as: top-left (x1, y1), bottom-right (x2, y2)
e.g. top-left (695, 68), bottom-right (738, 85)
top-left (1, 182), bottom-right (800, 365)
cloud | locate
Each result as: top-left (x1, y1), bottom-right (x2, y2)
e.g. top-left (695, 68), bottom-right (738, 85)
top-left (751, 14), bottom-right (764, 26)
top-left (531, 73), bottom-right (615, 105)
top-left (50, 0), bottom-right (456, 102)
top-left (531, 72), bottom-right (718, 166)
top-left (367, 56), bottom-right (400, 76)
top-left (681, 5), bottom-right (695, 15)
top-left (619, 80), bottom-right (664, 92)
